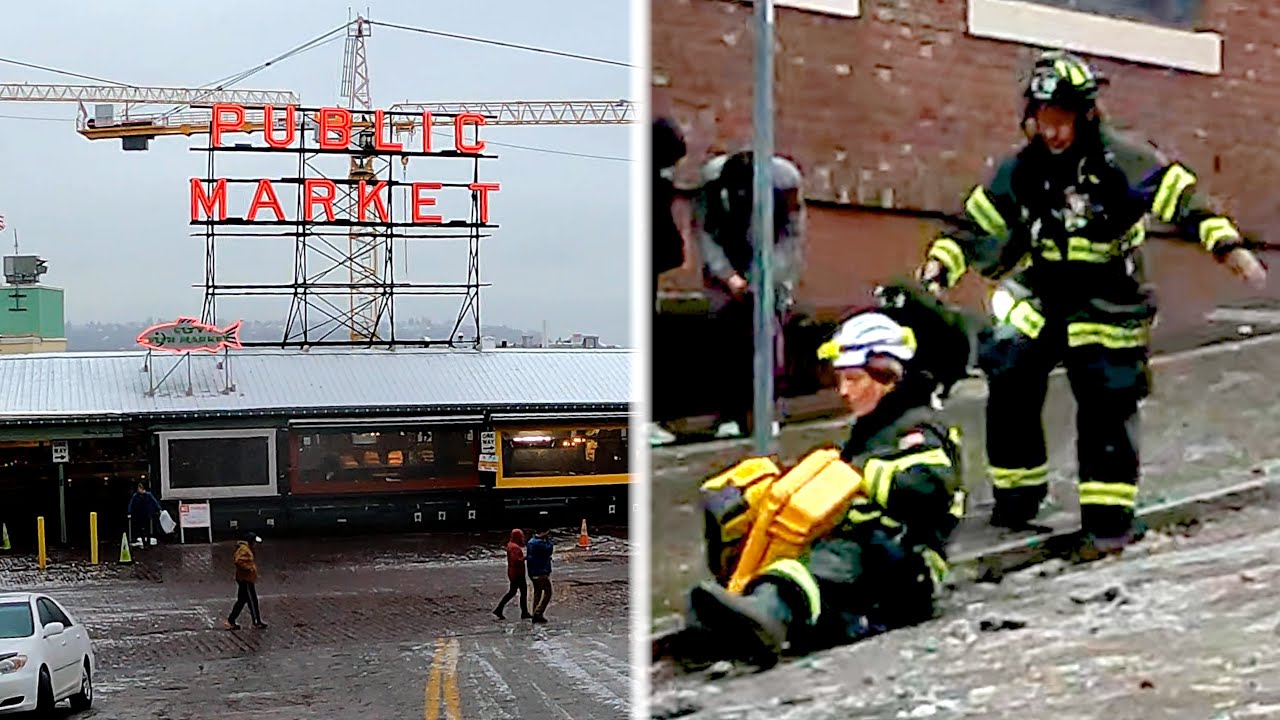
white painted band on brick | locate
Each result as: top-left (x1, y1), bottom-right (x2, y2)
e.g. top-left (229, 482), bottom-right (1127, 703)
top-left (967, 0), bottom-right (1222, 76)
top-left (749, 0), bottom-right (860, 19)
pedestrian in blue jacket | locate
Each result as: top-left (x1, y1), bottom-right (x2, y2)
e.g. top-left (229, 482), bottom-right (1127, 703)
top-left (127, 482), bottom-right (162, 548)
top-left (526, 530), bottom-right (555, 624)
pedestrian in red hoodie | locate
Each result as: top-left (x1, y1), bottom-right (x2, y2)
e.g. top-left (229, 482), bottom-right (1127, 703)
top-left (493, 528), bottom-right (532, 620)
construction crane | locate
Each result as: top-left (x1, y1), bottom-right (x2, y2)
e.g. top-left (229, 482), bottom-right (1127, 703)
top-left (71, 98), bottom-right (635, 141)
top-left (0, 83), bottom-right (298, 105)
top-left (2, 16), bottom-right (635, 344)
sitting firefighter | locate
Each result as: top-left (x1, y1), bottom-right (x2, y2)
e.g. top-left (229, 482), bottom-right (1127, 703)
top-left (686, 282), bottom-right (970, 668)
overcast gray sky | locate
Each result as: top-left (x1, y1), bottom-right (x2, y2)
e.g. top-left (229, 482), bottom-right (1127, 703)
top-left (0, 0), bottom-right (633, 344)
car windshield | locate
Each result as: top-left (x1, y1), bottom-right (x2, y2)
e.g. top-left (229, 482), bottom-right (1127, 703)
top-left (0, 602), bottom-right (32, 639)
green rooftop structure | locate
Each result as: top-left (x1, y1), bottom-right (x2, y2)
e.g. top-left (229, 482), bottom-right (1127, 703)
top-left (1, 255), bottom-right (66, 354)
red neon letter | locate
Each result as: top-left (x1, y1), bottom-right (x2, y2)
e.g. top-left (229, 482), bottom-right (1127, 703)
top-left (210, 103), bottom-right (246, 148)
top-left (412, 182), bottom-right (444, 224)
top-left (373, 109), bottom-right (403, 152)
top-left (358, 181), bottom-right (390, 222)
top-left (421, 111), bottom-right (434, 153)
top-left (317, 107), bottom-right (353, 150)
top-left (190, 178), bottom-right (228, 221)
top-left (263, 105), bottom-right (297, 149)
top-left (304, 179), bottom-right (338, 221)
top-left (454, 112), bottom-right (487, 154)
top-left (469, 182), bottom-right (500, 224)
top-left (246, 179), bottom-right (285, 221)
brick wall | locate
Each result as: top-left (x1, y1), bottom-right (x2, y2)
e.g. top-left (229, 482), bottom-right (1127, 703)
top-left (654, 0), bottom-right (1280, 337)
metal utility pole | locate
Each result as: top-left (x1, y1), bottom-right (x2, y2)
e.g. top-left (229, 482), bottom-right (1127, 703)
top-left (751, 0), bottom-right (777, 456)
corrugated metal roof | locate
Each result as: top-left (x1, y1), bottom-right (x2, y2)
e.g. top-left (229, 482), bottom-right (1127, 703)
top-left (0, 348), bottom-right (634, 422)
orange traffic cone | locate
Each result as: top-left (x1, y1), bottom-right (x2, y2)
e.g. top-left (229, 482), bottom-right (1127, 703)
top-left (578, 519), bottom-right (590, 549)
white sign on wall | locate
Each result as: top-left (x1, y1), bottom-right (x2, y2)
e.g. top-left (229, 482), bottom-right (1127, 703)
top-left (178, 501), bottom-right (214, 544)
top-left (478, 431), bottom-right (499, 472)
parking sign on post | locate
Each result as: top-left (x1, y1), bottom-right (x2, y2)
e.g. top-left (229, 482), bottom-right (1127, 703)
top-left (51, 441), bottom-right (69, 464)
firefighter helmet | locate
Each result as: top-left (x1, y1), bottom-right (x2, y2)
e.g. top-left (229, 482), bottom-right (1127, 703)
top-left (818, 311), bottom-right (917, 371)
top-left (1025, 50), bottom-right (1104, 108)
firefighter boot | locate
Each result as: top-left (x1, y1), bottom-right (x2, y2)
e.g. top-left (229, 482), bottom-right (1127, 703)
top-left (687, 580), bottom-right (792, 669)
top-left (1074, 516), bottom-right (1148, 564)
top-left (988, 488), bottom-right (1052, 532)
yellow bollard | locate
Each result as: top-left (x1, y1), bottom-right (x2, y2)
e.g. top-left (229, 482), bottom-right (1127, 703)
top-left (36, 517), bottom-right (46, 571)
top-left (89, 513), bottom-right (98, 565)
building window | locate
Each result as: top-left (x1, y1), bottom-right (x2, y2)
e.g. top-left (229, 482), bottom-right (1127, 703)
top-left (967, 0), bottom-right (1222, 75)
top-left (292, 427), bottom-right (479, 495)
top-left (500, 428), bottom-right (629, 480)
top-left (158, 430), bottom-right (277, 500)
top-left (774, 0), bottom-right (860, 18)
top-left (1015, 0), bottom-right (1199, 29)
top-left (168, 438), bottom-right (270, 488)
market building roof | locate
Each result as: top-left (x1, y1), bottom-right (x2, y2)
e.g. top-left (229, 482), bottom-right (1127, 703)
top-left (0, 347), bottom-right (634, 424)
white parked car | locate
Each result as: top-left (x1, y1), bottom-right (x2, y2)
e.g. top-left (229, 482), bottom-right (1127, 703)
top-left (0, 593), bottom-right (94, 716)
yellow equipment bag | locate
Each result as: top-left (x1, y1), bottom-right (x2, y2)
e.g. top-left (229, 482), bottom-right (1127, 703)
top-left (726, 448), bottom-right (865, 594)
top-left (700, 456), bottom-right (781, 583)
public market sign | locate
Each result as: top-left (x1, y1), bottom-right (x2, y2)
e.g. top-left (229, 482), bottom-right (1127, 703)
top-left (189, 103), bottom-right (501, 225)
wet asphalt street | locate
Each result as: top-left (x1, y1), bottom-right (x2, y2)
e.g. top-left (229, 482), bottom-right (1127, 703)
top-left (650, 504), bottom-right (1280, 719)
top-left (0, 528), bottom-right (631, 719)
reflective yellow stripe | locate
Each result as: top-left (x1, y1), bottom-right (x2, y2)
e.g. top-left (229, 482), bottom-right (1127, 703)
top-left (845, 505), bottom-right (882, 525)
top-left (1198, 216), bottom-right (1240, 253)
top-left (921, 548), bottom-right (948, 585)
top-left (1065, 236), bottom-right (1118, 263)
top-left (1008, 300), bottom-right (1046, 339)
top-left (1067, 322), bottom-right (1149, 349)
top-left (760, 557), bottom-right (822, 624)
top-left (864, 449), bottom-right (952, 509)
top-left (1121, 221), bottom-right (1146, 251)
top-left (990, 464), bottom-right (1049, 490)
top-left (863, 458), bottom-right (893, 507)
top-left (1041, 230), bottom-right (1140, 262)
top-left (1067, 63), bottom-right (1087, 87)
top-left (949, 489), bottom-right (966, 519)
top-left (965, 186), bottom-right (1009, 239)
top-left (1078, 481), bottom-right (1138, 508)
top-left (928, 237), bottom-right (967, 286)
top-left (1153, 164), bottom-right (1196, 223)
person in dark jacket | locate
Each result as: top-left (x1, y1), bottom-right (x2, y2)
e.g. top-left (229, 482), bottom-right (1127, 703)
top-left (126, 482), bottom-right (162, 548)
top-left (225, 532), bottom-right (266, 630)
top-left (493, 528), bottom-right (531, 620)
top-left (918, 50), bottom-right (1266, 552)
top-left (526, 530), bottom-right (555, 624)
top-left (653, 117), bottom-right (688, 294)
top-left (693, 150), bottom-right (807, 440)
top-left (689, 285), bottom-right (969, 667)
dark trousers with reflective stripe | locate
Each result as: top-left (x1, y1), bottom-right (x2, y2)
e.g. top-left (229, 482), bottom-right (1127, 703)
top-left (980, 320), bottom-right (1148, 538)
top-left (761, 529), bottom-right (935, 650)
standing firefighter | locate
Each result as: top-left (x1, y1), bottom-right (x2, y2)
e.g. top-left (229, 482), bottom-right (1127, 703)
top-left (686, 283), bottom-right (970, 667)
top-left (919, 50), bottom-right (1267, 551)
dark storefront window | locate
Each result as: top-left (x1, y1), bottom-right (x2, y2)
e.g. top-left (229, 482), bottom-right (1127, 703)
top-left (168, 437), bottom-right (271, 489)
top-left (293, 427), bottom-right (479, 495)
top-left (1017, 0), bottom-right (1200, 29)
top-left (500, 428), bottom-right (628, 479)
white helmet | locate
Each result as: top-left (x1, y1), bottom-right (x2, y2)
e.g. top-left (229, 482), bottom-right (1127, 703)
top-left (817, 312), bottom-right (917, 370)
